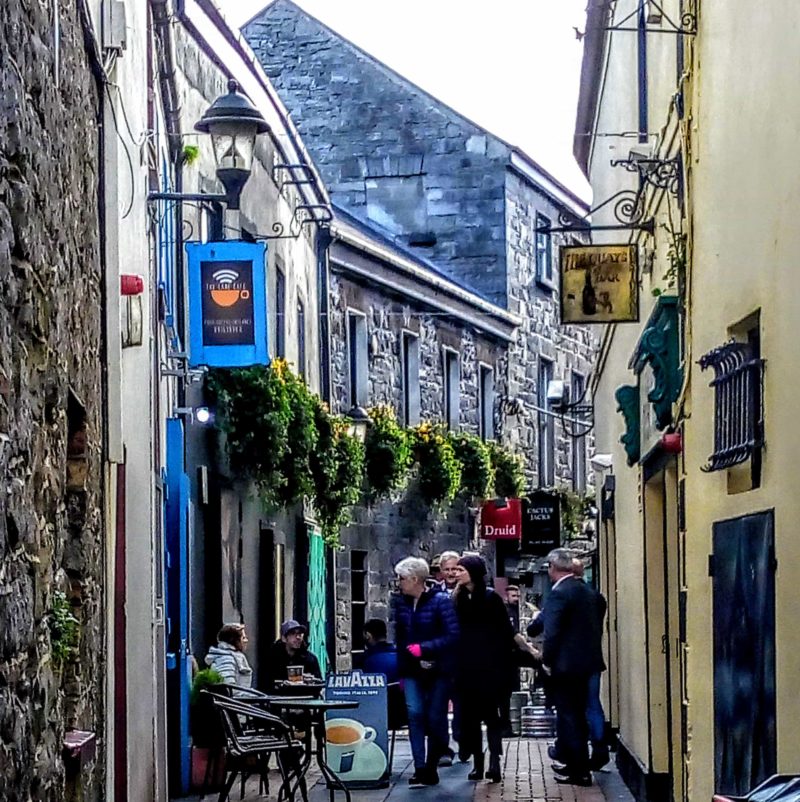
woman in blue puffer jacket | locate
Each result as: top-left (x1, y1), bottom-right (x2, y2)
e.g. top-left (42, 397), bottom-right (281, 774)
top-left (393, 556), bottom-right (459, 788)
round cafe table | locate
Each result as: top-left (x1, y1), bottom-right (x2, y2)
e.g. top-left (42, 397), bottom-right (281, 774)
top-left (267, 697), bottom-right (359, 802)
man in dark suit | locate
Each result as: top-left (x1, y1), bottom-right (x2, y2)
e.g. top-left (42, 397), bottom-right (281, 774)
top-left (529, 549), bottom-right (605, 786)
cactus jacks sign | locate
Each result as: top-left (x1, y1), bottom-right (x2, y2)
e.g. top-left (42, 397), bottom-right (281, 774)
top-left (480, 498), bottom-right (522, 540)
top-left (186, 240), bottom-right (269, 367)
top-left (560, 243), bottom-right (639, 325)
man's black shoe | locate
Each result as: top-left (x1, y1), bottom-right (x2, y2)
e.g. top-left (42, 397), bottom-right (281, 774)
top-left (590, 750), bottom-right (610, 771)
top-left (457, 747), bottom-right (471, 763)
top-left (409, 767), bottom-right (439, 787)
top-left (554, 774), bottom-right (592, 787)
top-left (551, 762), bottom-right (570, 775)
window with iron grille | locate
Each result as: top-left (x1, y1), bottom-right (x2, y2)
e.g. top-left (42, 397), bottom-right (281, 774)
top-left (698, 338), bottom-right (764, 474)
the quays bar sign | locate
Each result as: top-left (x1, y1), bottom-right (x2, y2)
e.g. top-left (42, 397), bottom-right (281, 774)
top-left (560, 243), bottom-right (639, 325)
top-left (521, 491), bottom-right (561, 555)
top-left (480, 498), bottom-right (522, 540)
top-left (186, 241), bottom-right (268, 367)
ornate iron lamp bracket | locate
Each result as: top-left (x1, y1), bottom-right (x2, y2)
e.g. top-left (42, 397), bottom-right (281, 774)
top-left (610, 155), bottom-right (682, 196)
top-left (605, 1), bottom-right (697, 35)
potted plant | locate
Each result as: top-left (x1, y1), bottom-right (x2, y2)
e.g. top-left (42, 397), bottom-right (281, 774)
top-left (190, 667), bottom-right (225, 790)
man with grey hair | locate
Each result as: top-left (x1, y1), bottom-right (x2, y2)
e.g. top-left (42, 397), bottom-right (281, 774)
top-left (533, 548), bottom-right (605, 786)
top-left (438, 551), bottom-right (461, 595)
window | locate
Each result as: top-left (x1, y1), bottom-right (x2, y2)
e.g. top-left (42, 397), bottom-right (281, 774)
top-left (479, 365), bottom-right (495, 441)
top-left (347, 311), bottom-right (368, 407)
top-left (699, 312), bottom-right (764, 488)
top-left (297, 298), bottom-right (306, 380)
top-left (350, 550), bottom-right (368, 665)
top-left (275, 265), bottom-right (286, 359)
top-left (538, 358), bottom-right (555, 486)
top-left (535, 212), bottom-right (554, 286)
top-left (571, 371), bottom-right (586, 492)
top-left (443, 349), bottom-right (460, 430)
top-left (402, 332), bottom-right (420, 426)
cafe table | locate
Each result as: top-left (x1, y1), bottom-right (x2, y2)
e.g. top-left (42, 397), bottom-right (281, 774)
top-left (267, 697), bottom-right (359, 802)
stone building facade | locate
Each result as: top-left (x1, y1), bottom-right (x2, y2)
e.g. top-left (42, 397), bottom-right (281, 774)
top-left (0, 1), bottom-right (106, 800)
top-left (327, 213), bottom-right (518, 666)
top-left (243, 0), bottom-right (596, 491)
top-left (244, 0), bottom-right (598, 666)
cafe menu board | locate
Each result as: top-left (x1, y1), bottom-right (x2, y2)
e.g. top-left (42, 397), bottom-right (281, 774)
top-left (522, 491), bottom-right (561, 555)
top-left (325, 672), bottom-right (390, 789)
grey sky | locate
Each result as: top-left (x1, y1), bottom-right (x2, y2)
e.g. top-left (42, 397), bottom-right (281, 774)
top-left (219, 0), bottom-right (590, 199)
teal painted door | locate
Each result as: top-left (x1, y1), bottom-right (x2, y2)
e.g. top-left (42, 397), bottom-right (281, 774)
top-left (307, 528), bottom-right (328, 675)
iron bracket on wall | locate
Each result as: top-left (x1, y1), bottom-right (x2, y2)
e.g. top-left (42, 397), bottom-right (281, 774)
top-left (537, 189), bottom-right (655, 236)
top-left (605, 1), bottom-right (697, 36)
top-left (272, 163), bottom-right (319, 194)
top-left (259, 204), bottom-right (334, 241)
top-left (610, 155), bottom-right (682, 196)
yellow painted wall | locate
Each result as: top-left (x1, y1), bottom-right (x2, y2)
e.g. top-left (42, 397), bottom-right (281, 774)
top-left (682, 2), bottom-right (800, 800)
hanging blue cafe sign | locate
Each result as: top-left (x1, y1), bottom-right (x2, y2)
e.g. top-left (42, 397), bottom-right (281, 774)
top-left (185, 240), bottom-right (268, 367)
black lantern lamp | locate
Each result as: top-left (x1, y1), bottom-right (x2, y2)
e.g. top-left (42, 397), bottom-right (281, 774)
top-left (346, 405), bottom-right (372, 443)
top-left (194, 79), bottom-right (270, 210)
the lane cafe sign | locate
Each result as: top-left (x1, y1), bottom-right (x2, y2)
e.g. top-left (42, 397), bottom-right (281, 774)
top-left (186, 240), bottom-right (269, 368)
top-left (560, 243), bottom-right (639, 325)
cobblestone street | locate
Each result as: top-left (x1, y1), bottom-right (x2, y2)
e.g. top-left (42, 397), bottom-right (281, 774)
top-left (186, 736), bottom-right (634, 802)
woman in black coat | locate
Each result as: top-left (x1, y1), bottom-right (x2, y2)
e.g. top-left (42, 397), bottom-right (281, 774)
top-left (453, 555), bottom-right (515, 783)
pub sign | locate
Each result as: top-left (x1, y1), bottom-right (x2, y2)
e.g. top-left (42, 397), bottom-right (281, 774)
top-left (521, 491), bottom-right (561, 555)
top-left (480, 498), bottom-right (522, 541)
top-left (560, 243), bottom-right (639, 325)
top-left (186, 240), bottom-right (268, 367)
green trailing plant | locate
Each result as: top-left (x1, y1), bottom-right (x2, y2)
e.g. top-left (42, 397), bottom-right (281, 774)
top-left (181, 144), bottom-right (200, 166)
top-left (190, 667), bottom-right (224, 707)
top-left (207, 361), bottom-right (293, 508)
top-left (49, 591), bottom-right (79, 666)
top-left (363, 405), bottom-right (412, 502)
top-left (413, 422), bottom-right (462, 508)
top-left (488, 441), bottom-right (526, 498)
top-left (552, 487), bottom-right (595, 540)
top-left (450, 432), bottom-right (494, 500)
top-left (276, 367), bottom-right (319, 507)
top-left (310, 401), bottom-right (365, 547)
top-left (652, 222), bottom-right (687, 298)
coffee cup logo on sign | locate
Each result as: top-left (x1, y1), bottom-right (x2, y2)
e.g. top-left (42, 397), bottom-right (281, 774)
top-left (325, 718), bottom-right (377, 774)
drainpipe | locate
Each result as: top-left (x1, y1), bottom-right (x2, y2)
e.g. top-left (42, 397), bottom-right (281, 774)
top-left (317, 228), bottom-right (333, 405)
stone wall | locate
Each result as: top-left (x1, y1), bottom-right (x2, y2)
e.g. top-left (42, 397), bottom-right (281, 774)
top-left (504, 171), bottom-right (597, 486)
top-left (328, 269), bottom-right (507, 667)
top-left (0, 2), bottom-right (105, 800)
top-left (244, 0), bottom-right (510, 306)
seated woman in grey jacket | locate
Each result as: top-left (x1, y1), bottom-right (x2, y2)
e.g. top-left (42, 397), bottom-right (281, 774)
top-left (205, 623), bottom-right (253, 689)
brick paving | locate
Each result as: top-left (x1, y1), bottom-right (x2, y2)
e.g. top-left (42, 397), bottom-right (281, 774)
top-left (184, 736), bottom-right (633, 802)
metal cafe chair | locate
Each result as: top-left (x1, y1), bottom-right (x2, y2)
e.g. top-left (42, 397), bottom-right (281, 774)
top-left (204, 692), bottom-right (308, 802)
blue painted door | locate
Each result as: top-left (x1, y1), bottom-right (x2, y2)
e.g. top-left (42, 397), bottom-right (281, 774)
top-left (307, 528), bottom-right (329, 675)
top-left (165, 418), bottom-right (192, 795)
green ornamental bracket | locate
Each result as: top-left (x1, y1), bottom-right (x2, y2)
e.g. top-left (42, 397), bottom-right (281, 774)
top-left (630, 295), bottom-right (682, 430)
top-left (615, 384), bottom-right (640, 466)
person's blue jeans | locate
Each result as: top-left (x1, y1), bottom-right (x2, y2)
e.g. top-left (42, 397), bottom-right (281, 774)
top-left (404, 676), bottom-right (450, 771)
top-left (586, 672), bottom-right (605, 745)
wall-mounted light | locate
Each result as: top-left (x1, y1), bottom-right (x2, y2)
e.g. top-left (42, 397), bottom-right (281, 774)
top-left (346, 405), bottom-right (372, 443)
top-left (173, 406), bottom-right (215, 426)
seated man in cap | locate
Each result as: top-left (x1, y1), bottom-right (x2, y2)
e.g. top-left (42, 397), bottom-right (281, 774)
top-left (265, 619), bottom-right (323, 691)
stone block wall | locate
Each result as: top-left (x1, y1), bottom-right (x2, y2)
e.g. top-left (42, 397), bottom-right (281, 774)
top-left (0, 2), bottom-right (105, 801)
top-left (328, 270), bottom-right (507, 667)
top-left (244, 0), bottom-right (510, 306)
top-left (504, 171), bottom-right (597, 486)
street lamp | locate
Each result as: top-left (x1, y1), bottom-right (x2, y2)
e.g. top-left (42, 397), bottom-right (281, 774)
top-left (194, 79), bottom-right (270, 210)
top-left (346, 405), bottom-right (372, 443)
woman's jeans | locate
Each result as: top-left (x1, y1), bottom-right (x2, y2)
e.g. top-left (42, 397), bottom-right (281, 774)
top-left (404, 675), bottom-right (450, 770)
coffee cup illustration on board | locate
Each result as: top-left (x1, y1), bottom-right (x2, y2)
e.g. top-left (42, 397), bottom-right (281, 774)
top-left (287, 665), bottom-right (303, 683)
top-left (325, 718), bottom-right (377, 774)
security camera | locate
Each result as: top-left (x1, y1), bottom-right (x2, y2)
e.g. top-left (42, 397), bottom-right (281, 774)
top-left (546, 380), bottom-right (569, 408)
top-left (590, 453), bottom-right (613, 471)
